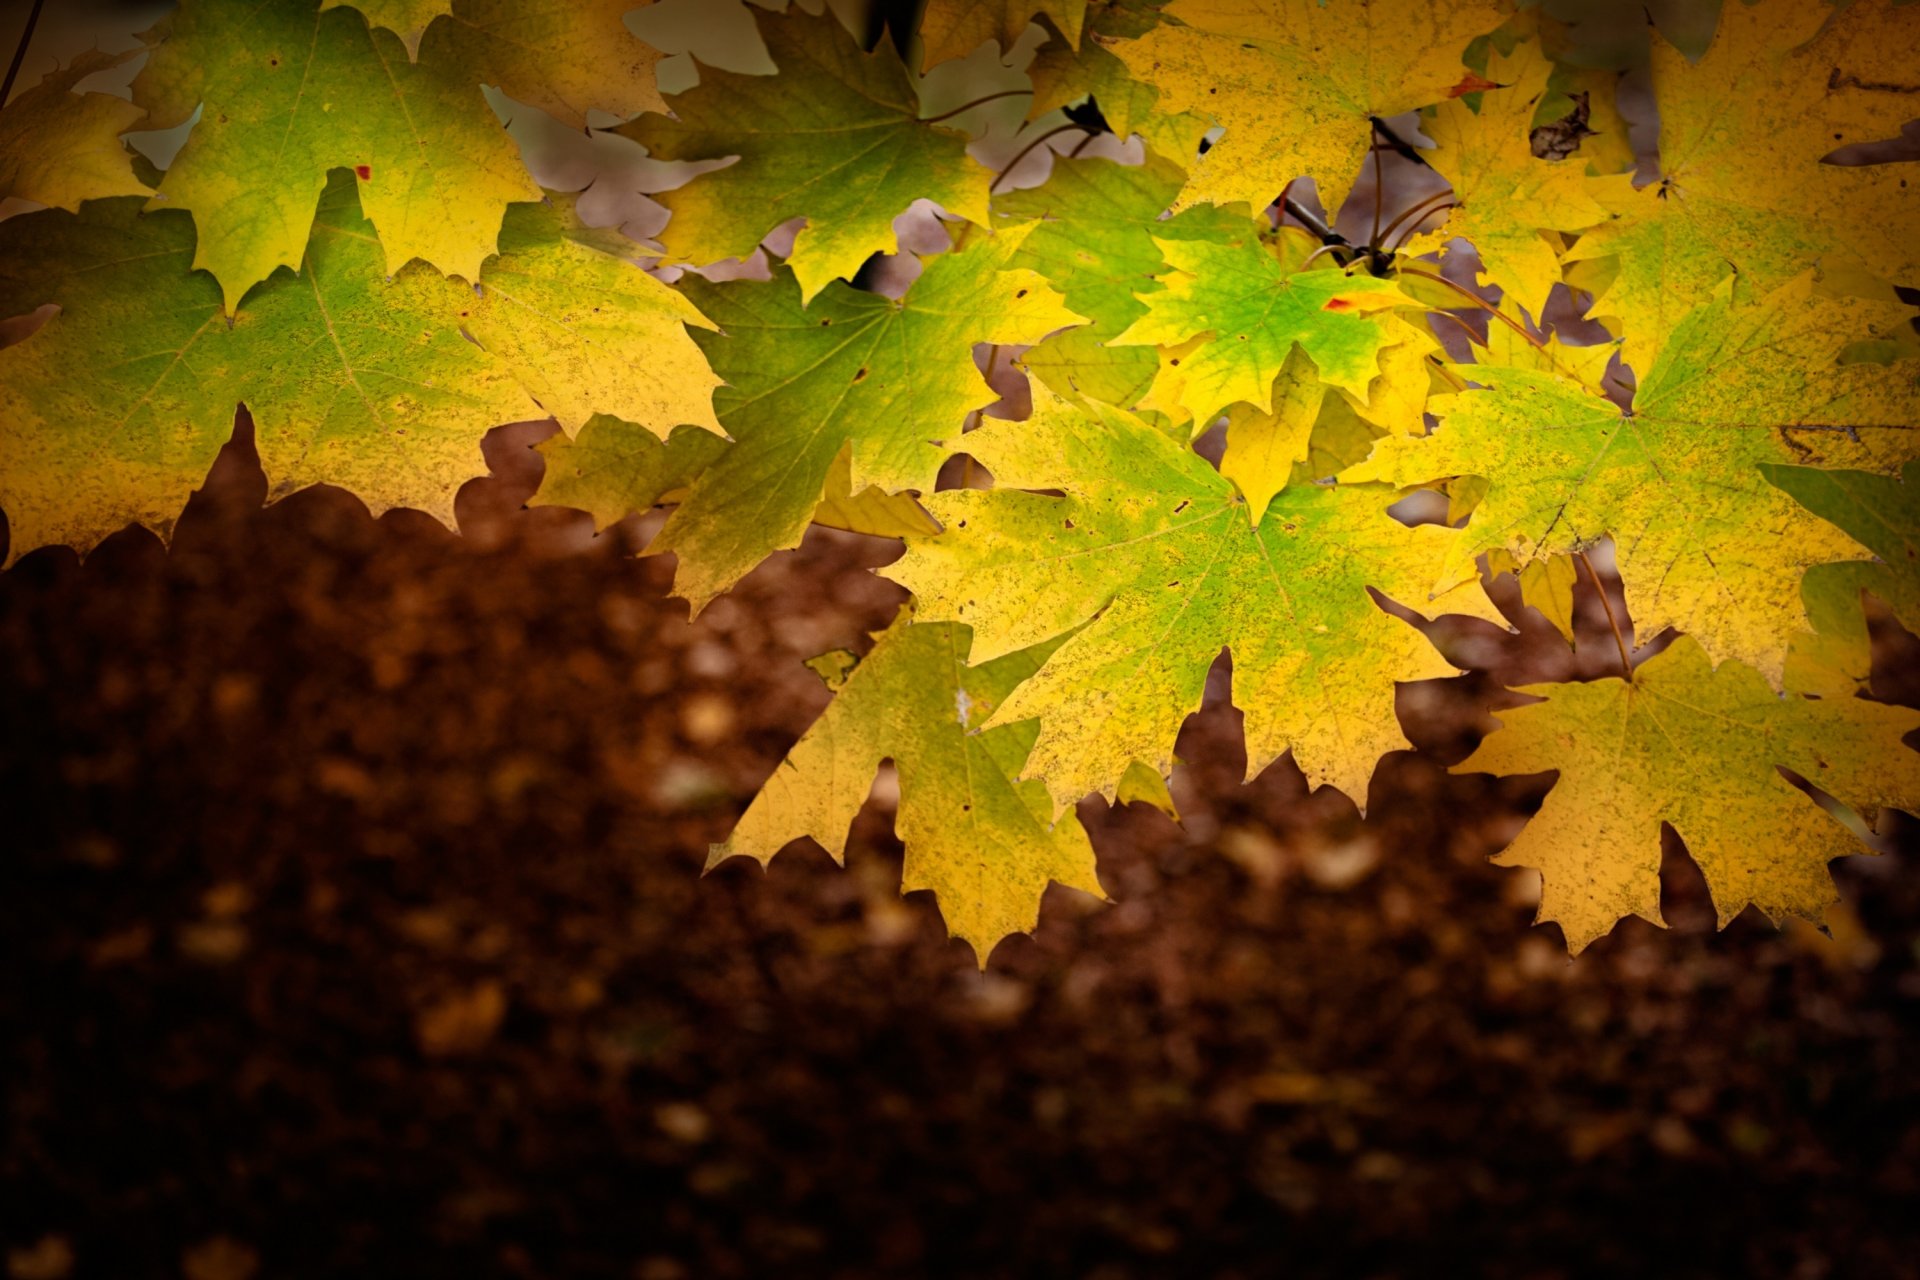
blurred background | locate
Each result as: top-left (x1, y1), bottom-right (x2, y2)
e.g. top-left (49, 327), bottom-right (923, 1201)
top-left (5, 0), bottom-right (1920, 1277)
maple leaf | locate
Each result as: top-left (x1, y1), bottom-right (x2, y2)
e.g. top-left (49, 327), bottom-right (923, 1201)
top-left (1563, 0), bottom-right (1920, 374)
top-left (532, 418), bottom-right (727, 529)
top-left (1488, 549), bottom-right (1581, 646)
top-left (1025, 1), bottom-right (1212, 162)
top-left (888, 390), bottom-right (1505, 814)
top-left (1461, 636), bottom-right (1920, 953)
top-left (1107, 0), bottom-right (1514, 216)
top-left (1764, 460), bottom-right (1920, 698)
top-left (418, 0), bottom-right (667, 127)
top-left (0, 50), bottom-right (151, 212)
top-left (649, 223), bottom-right (1082, 607)
top-left (1109, 218), bottom-right (1405, 425)
top-left (534, 418), bottom-right (939, 539)
top-left (1401, 40), bottom-right (1609, 322)
top-left (1344, 275), bottom-right (1920, 681)
top-left (460, 194), bottom-right (721, 439)
top-left (919, 0), bottom-right (1087, 68)
top-left (319, 0), bottom-right (451, 59)
top-left (133, 0), bottom-right (540, 310)
top-left (619, 8), bottom-right (993, 301)
top-left (995, 151), bottom-right (1189, 411)
top-left (712, 608), bottom-right (1106, 966)
top-left (0, 176), bottom-right (635, 564)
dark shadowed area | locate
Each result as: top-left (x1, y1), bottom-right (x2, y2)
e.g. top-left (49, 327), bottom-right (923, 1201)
top-left (4, 420), bottom-right (1920, 1280)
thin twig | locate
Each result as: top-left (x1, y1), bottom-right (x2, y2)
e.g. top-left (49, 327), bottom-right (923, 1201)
top-left (988, 123), bottom-right (1086, 193)
top-left (922, 88), bottom-right (1032, 124)
top-left (1578, 551), bottom-right (1633, 680)
top-left (1377, 191), bottom-right (1457, 250)
top-left (1369, 140), bottom-right (1386, 248)
top-left (0, 0), bottom-right (48, 111)
top-left (1394, 264), bottom-right (1597, 389)
top-left (1369, 115), bottom-right (1428, 167)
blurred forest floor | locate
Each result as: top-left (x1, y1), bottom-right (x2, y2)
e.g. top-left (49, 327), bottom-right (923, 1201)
top-left (4, 421), bottom-right (1920, 1280)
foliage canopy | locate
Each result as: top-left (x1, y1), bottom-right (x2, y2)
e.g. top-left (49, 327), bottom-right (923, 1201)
top-left (2, 0), bottom-right (1917, 964)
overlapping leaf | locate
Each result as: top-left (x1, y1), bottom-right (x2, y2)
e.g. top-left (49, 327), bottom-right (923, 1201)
top-left (1111, 219), bottom-right (1405, 425)
top-left (1403, 40), bottom-right (1609, 321)
top-left (0, 178), bottom-right (534, 561)
top-left (620, 8), bottom-right (993, 301)
top-left (134, 0), bottom-right (540, 309)
top-left (713, 609), bottom-right (1105, 965)
top-left (461, 194), bottom-right (721, 439)
top-left (889, 391), bottom-right (1505, 814)
top-left (1108, 0), bottom-right (1514, 215)
top-left (1563, 0), bottom-right (1920, 373)
top-left (1345, 276), bottom-right (1920, 681)
top-left (419, 0), bottom-right (666, 127)
top-left (1462, 637), bottom-right (1920, 952)
top-left (651, 223), bottom-right (1082, 606)
top-left (919, 0), bottom-right (1086, 67)
top-left (0, 50), bottom-right (150, 211)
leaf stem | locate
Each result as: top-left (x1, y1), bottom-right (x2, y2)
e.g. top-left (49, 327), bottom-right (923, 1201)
top-left (1377, 191), bottom-right (1457, 250)
top-left (988, 123), bottom-right (1086, 193)
top-left (922, 88), bottom-right (1032, 124)
top-left (1395, 264), bottom-right (1599, 392)
top-left (1578, 551), bottom-right (1633, 680)
top-left (0, 0), bottom-right (47, 111)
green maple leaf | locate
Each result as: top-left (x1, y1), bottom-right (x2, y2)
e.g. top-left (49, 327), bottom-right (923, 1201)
top-left (461, 194), bottom-right (722, 439)
top-left (1765, 460), bottom-right (1920, 698)
top-left (0, 50), bottom-right (151, 212)
top-left (1109, 218), bottom-right (1405, 426)
top-left (134, 0), bottom-right (540, 310)
top-left (712, 608), bottom-right (1106, 966)
top-left (1564, 0), bottom-right (1920, 375)
top-left (650, 223), bottom-right (1083, 607)
top-left (1345, 275), bottom-right (1920, 682)
top-left (0, 174), bottom-right (725, 564)
top-left (995, 151), bottom-right (1189, 412)
top-left (887, 390), bottom-right (1505, 814)
top-left (417, 0), bottom-right (667, 127)
top-left (619, 7), bottom-right (993, 301)
top-left (1461, 636), bottom-right (1920, 953)
top-left (1107, 0), bottom-right (1513, 216)
top-left (918, 0), bottom-right (1086, 67)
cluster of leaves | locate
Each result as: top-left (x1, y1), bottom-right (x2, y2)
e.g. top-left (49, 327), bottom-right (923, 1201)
top-left (2, 0), bottom-right (1917, 964)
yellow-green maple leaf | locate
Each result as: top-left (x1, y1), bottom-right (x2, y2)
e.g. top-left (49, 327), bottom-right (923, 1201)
top-left (0, 177), bottom-right (542, 563)
top-left (888, 390), bottom-right (1504, 813)
top-left (1111, 219), bottom-right (1405, 425)
top-left (919, 0), bottom-right (1087, 68)
top-left (619, 8), bottom-right (993, 301)
top-left (712, 608), bottom-right (1105, 966)
top-left (1460, 636), bottom-right (1920, 953)
top-left (532, 417), bottom-right (727, 528)
top-left (1025, 0), bottom-right (1211, 162)
top-left (1403, 39), bottom-right (1609, 321)
top-left (995, 152), bottom-right (1191, 411)
top-left (1345, 276), bottom-right (1920, 681)
top-left (0, 50), bottom-right (150, 212)
top-left (1563, 0), bottom-right (1920, 375)
top-left (418, 0), bottom-right (667, 127)
top-left (461, 195), bottom-right (721, 439)
top-left (1108, 0), bottom-right (1513, 216)
top-left (1764, 460), bottom-right (1920, 698)
top-left (650, 224), bottom-right (1082, 607)
top-left (319, 0), bottom-right (451, 58)
top-left (535, 421), bottom-right (939, 539)
top-left (134, 0), bottom-right (540, 310)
